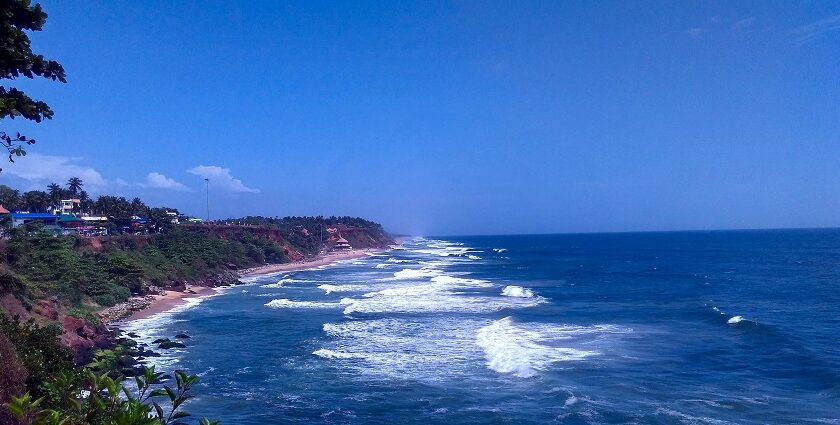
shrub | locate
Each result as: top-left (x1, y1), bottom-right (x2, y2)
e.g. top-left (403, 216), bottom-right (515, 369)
top-left (0, 315), bottom-right (74, 398)
top-left (0, 332), bottom-right (27, 424)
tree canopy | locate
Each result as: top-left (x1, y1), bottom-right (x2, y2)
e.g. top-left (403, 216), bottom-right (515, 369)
top-left (0, 0), bottom-right (66, 169)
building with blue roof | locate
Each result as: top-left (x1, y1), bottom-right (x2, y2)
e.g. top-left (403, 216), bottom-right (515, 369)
top-left (10, 212), bottom-right (60, 229)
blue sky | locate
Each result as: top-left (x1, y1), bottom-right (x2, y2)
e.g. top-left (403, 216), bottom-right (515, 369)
top-left (2, 1), bottom-right (839, 235)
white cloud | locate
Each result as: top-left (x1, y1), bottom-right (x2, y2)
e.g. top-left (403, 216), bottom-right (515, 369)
top-left (187, 165), bottom-right (259, 193)
top-left (793, 14), bottom-right (840, 43)
top-left (2, 152), bottom-right (109, 191)
top-left (144, 172), bottom-right (191, 192)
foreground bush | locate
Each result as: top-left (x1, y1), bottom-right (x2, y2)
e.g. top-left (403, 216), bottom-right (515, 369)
top-left (5, 368), bottom-right (217, 425)
top-left (1, 315), bottom-right (217, 425)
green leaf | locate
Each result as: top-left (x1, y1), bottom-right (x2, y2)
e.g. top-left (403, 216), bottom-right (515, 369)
top-left (164, 385), bottom-right (177, 402)
top-left (152, 401), bottom-right (164, 420)
top-left (149, 389), bottom-right (168, 398)
top-left (171, 410), bottom-right (191, 419)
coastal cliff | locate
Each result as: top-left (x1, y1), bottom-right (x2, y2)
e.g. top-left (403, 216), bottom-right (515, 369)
top-left (0, 216), bottom-right (393, 361)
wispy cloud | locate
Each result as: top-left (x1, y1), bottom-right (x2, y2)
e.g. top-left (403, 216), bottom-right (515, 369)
top-left (187, 165), bottom-right (259, 193)
top-left (143, 172), bottom-right (191, 192)
top-left (793, 14), bottom-right (840, 43)
top-left (733, 17), bottom-right (755, 30)
top-left (2, 152), bottom-right (110, 191)
top-left (687, 27), bottom-right (706, 39)
top-left (688, 16), bottom-right (757, 40)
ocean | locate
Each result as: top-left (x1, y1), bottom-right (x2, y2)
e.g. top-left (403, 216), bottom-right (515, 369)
top-left (122, 230), bottom-right (840, 424)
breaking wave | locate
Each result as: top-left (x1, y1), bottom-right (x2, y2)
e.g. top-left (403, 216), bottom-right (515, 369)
top-left (392, 268), bottom-right (441, 280)
top-left (727, 315), bottom-right (744, 324)
top-left (475, 317), bottom-right (630, 378)
top-left (264, 299), bottom-right (342, 309)
top-left (317, 284), bottom-right (369, 295)
top-left (501, 286), bottom-right (535, 298)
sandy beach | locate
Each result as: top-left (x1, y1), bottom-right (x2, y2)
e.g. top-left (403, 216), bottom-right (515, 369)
top-left (124, 285), bottom-right (218, 321)
top-left (239, 249), bottom-right (375, 278)
top-left (123, 249), bottom-right (377, 322)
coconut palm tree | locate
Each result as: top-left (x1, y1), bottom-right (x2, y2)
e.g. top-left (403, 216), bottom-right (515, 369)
top-left (66, 177), bottom-right (83, 195)
top-left (79, 190), bottom-right (92, 214)
top-left (47, 182), bottom-right (63, 205)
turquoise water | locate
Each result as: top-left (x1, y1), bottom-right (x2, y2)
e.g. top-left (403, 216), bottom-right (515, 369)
top-left (123, 230), bottom-right (840, 424)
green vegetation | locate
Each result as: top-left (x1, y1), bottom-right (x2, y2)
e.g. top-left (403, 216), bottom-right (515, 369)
top-left (221, 215), bottom-right (392, 253)
top-left (0, 0), bottom-right (67, 167)
top-left (1, 214), bottom-right (390, 309)
top-left (1, 314), bottom-right (216, 425)
top-left (0, 181), bottom-right (176, 228)
top-left (0, 225), bottom-right (294, 307)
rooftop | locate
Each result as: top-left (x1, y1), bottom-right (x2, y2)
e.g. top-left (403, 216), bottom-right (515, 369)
top-left (11, 212), bottom-right (59, 220)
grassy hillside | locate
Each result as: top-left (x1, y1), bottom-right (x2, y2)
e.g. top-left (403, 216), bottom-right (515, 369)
top-left (0, 217), bottom-right (392, 311)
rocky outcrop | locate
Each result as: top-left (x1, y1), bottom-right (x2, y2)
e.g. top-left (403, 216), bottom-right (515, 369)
top-left (0, 293), bottom-right (117, 365)
top-left (195, 270), bottom-right (241, 287)
top-left (95, 270), bottom-right (243, 324)
top-left (59, 315), bottom-right (115, 364)
top-left (97, 296), bottom-right (154, 323)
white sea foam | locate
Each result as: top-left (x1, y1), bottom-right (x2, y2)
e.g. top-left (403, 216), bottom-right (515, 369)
top-left (501, 285), bottom-right (536, 298)
top-left (264, 299), bottom-right (342, 309)
top-left (429, 275), bottom-right (492, 287)
top-left (261, 278), bottom-right (325, 289)
top-left (339, 276), bottom-right (543, 315)
top-left (468, 255), bottom-right (481, 260)
top-left (374, 263), bottom-right (389, 269)
top-left (118, 294), bottom-right (219, 369)
top-left (313, 349), bottom-right (360, 359)
top-left (654, 408), bottom-right (735, 425)
top-left (386, 258), bottom-right (411, 263)
top-left (314, 318), bottom-right (485, 380)
top-left (317, 284), bottom-right (369, 295)
top-left (493, 248), bottom-right (507, 253)
top-left (727, 315), bottom-right (744, 324)
top-left (392, 268), bottom-right (442, 280)
top-left (475, 317), bottom-right (631, 378)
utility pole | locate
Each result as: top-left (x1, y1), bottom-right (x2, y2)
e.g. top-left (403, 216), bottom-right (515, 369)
top-left (204, 178), bottom-right (210, 222)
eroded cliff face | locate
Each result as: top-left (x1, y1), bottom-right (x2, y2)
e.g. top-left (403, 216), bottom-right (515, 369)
top-left (1, 294), bottom-right (114, 364)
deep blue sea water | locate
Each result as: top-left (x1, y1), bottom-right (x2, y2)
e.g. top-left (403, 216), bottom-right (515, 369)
top-left (122, 230), bottom-right (840, 424)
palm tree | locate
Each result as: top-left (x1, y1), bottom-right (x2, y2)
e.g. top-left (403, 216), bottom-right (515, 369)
top-left (78, 190), bottom-right (92, 214)
top-left (47, 182), bottom-right (62, 205)
top-left (67, 177), bottom-right (83, 195)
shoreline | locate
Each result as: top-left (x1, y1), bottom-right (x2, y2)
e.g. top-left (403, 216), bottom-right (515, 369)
top-left (120, 249), bottom-right (379, 323)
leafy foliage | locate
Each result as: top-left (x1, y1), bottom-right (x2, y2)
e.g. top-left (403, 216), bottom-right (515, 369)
top-left (0, 0), bottom-right (67, 168)
top-left (1, 315), bottom-right (218, 424)
top-left (5, 366), bottom-right (216, 425)
top-left (1, 225), bottom-right (293, 306)
top-left (0, 314), bottom-right (74, 399)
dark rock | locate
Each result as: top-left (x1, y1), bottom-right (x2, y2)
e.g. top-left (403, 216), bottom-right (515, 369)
top-left (157, 341), bottom-right (186, 349)
top-left (118, 355), bottom-right (137, 367)
top-left (152, 338), bottom-right (170, 344)
top-left (166, 281), bottom-right (187, 292)
top-left (174, 333), bottom-right (191, 339)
